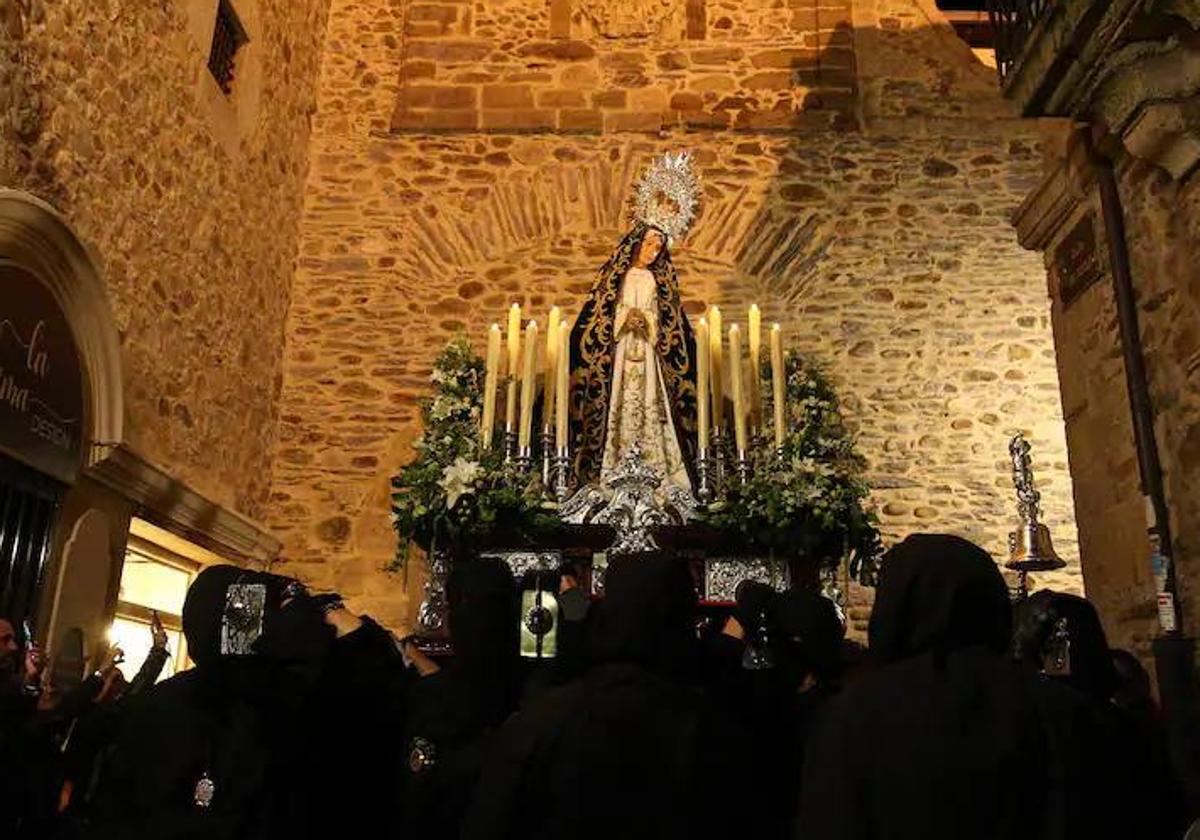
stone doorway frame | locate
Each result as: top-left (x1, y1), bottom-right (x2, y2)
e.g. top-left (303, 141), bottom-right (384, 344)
top-left (0, 189), bottom-right (124, 464)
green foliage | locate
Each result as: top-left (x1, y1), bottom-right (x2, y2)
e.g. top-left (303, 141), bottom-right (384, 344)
top-left (391, 339), bottom-right (881, 584)
top-left (389, 337), bottom-right (555, 568)
top-left (701, 352), bottom-right (882, 585)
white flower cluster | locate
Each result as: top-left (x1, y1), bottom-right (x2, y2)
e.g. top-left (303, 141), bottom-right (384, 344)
top-left (439, 457), bottom-right (482, 510)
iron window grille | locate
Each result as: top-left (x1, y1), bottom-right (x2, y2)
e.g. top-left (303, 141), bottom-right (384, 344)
top-left (986, 0), bottom-right (1052, 83)
top-left (207, 0), bottom-right (249, 96)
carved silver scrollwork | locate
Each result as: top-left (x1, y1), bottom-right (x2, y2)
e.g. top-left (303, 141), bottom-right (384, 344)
top-left (481, 550), bottom-right (562, 579)
top-left (559, 442), bottom-right (697, 554)
top-left (819, 562), bottom-right (848, 626)
top-left (417, 548), bottom-right (451, 632)
top-left (703, 557), bottom-right (791, 602)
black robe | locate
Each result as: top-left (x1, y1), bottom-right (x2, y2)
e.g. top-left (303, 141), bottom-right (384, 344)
top-left (797, 534), bottom-right (1138, 840)
top-left (404, 560), bottom-right (521, 838)
top-left (90, 566), bottom-right (407, 840)
top-left (463, 556), bottom-right (705, 840)
top-left (698, 587), bottom-right (845, 840)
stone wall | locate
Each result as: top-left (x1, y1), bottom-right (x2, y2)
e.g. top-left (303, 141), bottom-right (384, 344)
top-left (1114, 160), bottom-right (1200, 646)
top-left (0, 0), bottom-right (330, 519)
top-left (269, 0), bottom-right (1081, 629)
top-left (1034, 182), bottom-right (1158, 656)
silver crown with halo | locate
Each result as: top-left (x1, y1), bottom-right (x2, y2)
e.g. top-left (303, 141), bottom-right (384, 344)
top-left (631, 151), bottom-right (702, 245)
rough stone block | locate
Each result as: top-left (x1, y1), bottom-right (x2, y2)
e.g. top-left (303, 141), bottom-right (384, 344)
top-left (398, 85), bottom-right (477, 109)
top-left (549, 0), bottom-right (572, 38)
top-left (592, 90), bottom-right (628, 108)
top-left (742, 71), bottom-right (795, 91)
top-left (691, 47), bottom-right (745, 65)
top-left (658, 51), bottom-right (690, 71)
top-left (391, 107), bottom-right (479, 131)
top-left (558, 108), bottom-right (604, 132)
top-left (407, 40), bottom-right (492, 62)
top-left (750, 48), bottom-right (818, 70)
top-left (604, 111), bottom-right (663, 132)
top-left (483, 84), bottom-right (535, 109)
top-left (480, 108), bottom-right (556, 130)
top-left (401, 61), bottom-right (437, 81)
top-left (670, 92), bottom-right (705, 111)
top-left (538, 89), bottom-right (587, 108)
top-left (516, 40), bottom-right (597, 61)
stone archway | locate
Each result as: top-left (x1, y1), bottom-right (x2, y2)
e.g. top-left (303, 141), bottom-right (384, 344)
top-left (0, 189), bottom-right (124, 462)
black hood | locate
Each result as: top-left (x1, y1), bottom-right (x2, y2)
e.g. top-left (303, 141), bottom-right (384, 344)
top-left (1012, 589), bottom-right (1117, 702)
top-left (868, 534), bottom-right (1011, 665)
top-left (182, 565), bottom-right (332, 671)
top-left (773, 588), bottom-right (845, 683)
top-left (591, 555), bottom-right (697, 676)
top-left (445, 560), bottom-right (520, 729)
top-left (448, 560), bottom-right (518, 664)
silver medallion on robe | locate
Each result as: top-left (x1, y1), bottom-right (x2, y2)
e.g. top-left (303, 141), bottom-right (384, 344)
top-left (194, 772), bottom-right (215, 809)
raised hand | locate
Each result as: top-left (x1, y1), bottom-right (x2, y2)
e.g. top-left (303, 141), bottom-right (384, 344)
top-left (23, 642), bottom-right (46, 687)
top-left (150, 610), bottom-right (169, 651)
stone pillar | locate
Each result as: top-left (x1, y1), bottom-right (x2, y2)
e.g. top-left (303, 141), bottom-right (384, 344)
top-left (1011, 128), bottom-right (1160, 656)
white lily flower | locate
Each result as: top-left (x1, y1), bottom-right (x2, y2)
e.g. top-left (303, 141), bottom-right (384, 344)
top-left (440, 457), bottom-right (482, 510)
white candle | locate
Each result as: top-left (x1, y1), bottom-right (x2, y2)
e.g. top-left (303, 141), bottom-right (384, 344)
top-left (544, 306), bottom-right (560, 433)
top-left (771, 323), bottom-right (786, 449)
top-left (709, 305), bottom-right (724, 431)
top-left (729, 324), bottom-right (748, 454)
top-left (505, 303), bottom-right (521, 433)
top-left (518, 320), bottom-right (538, 451)
top-left (481, 323), bottom-right (501, 449)
top-left (696, 317), bottom-right (710, 452)
top-left (556, 323), bottom-right (570, 453)
top-left (748, 303), bottom-right (762, 432)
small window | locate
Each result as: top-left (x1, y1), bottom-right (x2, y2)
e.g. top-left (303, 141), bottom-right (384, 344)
top-left (207, 0), bottom-right (249, 95)
top-left (112, 537), bottom-right (199, 682)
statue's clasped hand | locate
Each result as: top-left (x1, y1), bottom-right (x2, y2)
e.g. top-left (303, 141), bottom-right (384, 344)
top-left (620, 308), bottom-right (650, 340)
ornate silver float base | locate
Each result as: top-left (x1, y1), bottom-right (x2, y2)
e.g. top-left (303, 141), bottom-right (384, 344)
top-left (560, 441), bottom-right (696, 554)
top-left (819, 561), bottom-right (848, 625)
top-left (480, 550), bottom-right (562, 579)
top-left (703, 556), bottom-right (790, 601)
top-left (417, 547), bottom-right (452, 632)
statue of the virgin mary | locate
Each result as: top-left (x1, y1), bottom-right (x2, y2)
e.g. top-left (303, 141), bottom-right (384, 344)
top-left (567, 152), bottom-right (701, 494)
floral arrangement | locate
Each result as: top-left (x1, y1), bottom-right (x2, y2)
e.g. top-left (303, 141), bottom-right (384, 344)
top-left (392, 338), bottom-right (880, 583)
top-left (389, 338), bottom-right (555, 568)
top-left (700, 352), bottom-right (882, 585)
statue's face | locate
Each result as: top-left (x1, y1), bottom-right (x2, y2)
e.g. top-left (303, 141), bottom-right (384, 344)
top-left (635, 230), bottom-right (665, 268)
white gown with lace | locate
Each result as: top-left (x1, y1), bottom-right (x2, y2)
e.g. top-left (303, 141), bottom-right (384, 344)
top-left (599, 267), bottom-right (691, 492)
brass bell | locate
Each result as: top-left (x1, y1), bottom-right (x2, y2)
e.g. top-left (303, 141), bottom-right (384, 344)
top-left (1005, 434), bottom-right (1065, 576)
top-left (1006, 521), bottom-right (1064, 572)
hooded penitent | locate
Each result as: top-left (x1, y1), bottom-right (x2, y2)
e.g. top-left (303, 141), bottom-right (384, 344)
top-left (772, 587), bottom-right (846, 686)
top-left (1011, 589), bottom-right (1118, 704)
top-left (567, 222), bottom-right (699, 486)
top-left (464, 556), bottom-right (705, 840)
top-left (91, 565), bottom-right (336, 840)
top-left (403, 560), bottom-right (520, 839)
top-left (589, 553), bottom-right (698, 678)
top-left (867, 533), bottom-right (1011, 665)
top-left (181, 565), bottom-right (332, 676)
top-left (797, 534), bottom-right (1132, 840)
